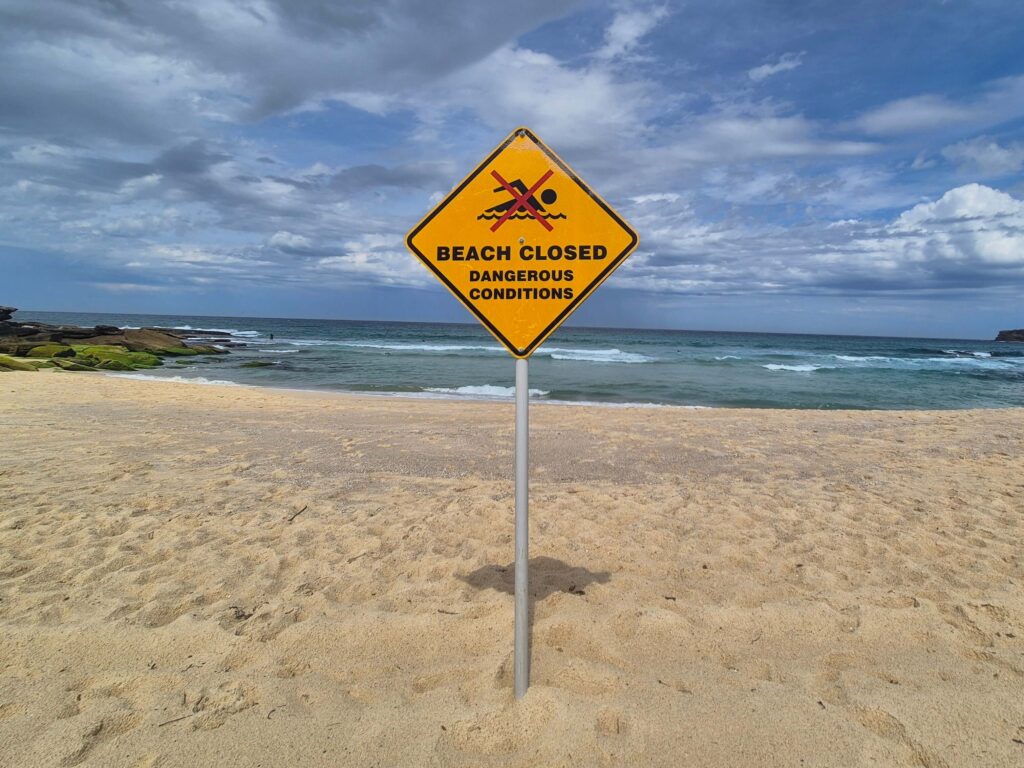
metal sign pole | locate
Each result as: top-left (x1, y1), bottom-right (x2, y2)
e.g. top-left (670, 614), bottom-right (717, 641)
top-left (514, 356), bottom-right (530, 698)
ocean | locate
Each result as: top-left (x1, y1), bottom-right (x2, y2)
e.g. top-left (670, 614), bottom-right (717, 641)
top-left (16, 311), bottom-right (1024, 410)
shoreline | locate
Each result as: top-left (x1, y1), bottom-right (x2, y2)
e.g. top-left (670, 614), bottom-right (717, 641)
top-left (100, 368), bottom-right (1024, 412)
top-left (103, 370), bottom-right (708, 410)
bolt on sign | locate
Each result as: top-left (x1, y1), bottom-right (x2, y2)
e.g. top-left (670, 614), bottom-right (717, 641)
top-left (406, 127), bottom-right (639, 357)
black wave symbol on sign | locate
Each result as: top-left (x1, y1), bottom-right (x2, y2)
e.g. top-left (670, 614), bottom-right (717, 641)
top-left (477, 212), bottom-right (567, 221)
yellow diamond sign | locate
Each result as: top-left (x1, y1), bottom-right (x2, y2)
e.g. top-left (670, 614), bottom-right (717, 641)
top-left (406, 127), bottom-right (639, 358)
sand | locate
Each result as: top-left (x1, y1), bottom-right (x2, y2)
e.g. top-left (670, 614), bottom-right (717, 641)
top-left (0, 372), bottom-right (1022, 767)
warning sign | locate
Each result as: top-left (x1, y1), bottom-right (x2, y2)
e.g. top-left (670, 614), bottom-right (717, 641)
top-left (406, 127), bottom-right (639, 358)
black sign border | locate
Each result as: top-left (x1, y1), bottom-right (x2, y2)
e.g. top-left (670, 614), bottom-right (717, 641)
top-left (406, 127), bottom-right (639, 358)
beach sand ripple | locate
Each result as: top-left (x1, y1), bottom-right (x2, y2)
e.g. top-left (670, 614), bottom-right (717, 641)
top-left (0, 374), bottom-right (1022, 766)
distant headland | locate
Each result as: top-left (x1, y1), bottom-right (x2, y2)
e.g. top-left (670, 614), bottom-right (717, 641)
top-left (0, 305), bottom-right (238, 372)
top-left (995, 329), bottom-right (1024, 342)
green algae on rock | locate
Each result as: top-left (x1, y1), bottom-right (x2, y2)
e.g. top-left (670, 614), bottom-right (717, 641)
top-left (96, 359), bottom-right (134, 371)
top-left (158, 346), bottom-right (200, 356)
top-left (51, 358), bottom-right (100, 372)
top-left (75, 345), bottom-right (162, 368)
top-left (27, 344), bottom-right (76, 358)
top-left (0, 355), bottom-right (37, 372)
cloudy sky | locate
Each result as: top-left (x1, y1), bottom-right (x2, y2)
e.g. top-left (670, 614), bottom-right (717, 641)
top-left (2, 0), bottom-right (1023, 338)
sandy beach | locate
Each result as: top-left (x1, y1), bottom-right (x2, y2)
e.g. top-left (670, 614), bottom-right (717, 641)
top-left (0, 372), bottom-right (1022, 767)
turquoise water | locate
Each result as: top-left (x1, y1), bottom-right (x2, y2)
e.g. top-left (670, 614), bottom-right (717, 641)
top-left (18, 311), bottom-right (1024, 409)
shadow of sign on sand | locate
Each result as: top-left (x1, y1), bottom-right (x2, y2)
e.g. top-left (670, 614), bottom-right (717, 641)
top-left (460, 557), bottom-right (611, 667)
top-left (460, 556), bottom-right (611, 600)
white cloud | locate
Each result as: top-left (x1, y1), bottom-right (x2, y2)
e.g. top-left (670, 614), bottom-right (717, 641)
top-left (941, 136), bottom-right (1024, 176)
top-left (617, 183), bottom-right (1024, 297)
top-left (896, 183), bottom-right (1023, 228)
top-left (631, 193), bottom-right (681, 204)
top-left (269, 231), bottom-right (312, 251)
top-left (816, 184), bottom-right (1024, 286)
top-left (825, 183), bottom-right (1024, 280)
top-left (595, 5), bottom-right (669, 61)
top-left (748, 52), bottom-right (803, 82)
top-left (655, 113), bottom-right (876, 166)
top-left (93, 282), bottom-right (172, 293)
top-left (0, 0), bottom-right (583, 144)
top-left (854, 75), bottom-right (1024, 136)
top-left (317, 232), bottom-right (428, 287)
top-left (855, 95), bottom-right (975, 135)
top-left (422, 45), bottom-right (654, 151)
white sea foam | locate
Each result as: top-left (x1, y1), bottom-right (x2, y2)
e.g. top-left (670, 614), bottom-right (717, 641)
top-left (267, 338), bottom-right (337, 346)
top-left (542, 347), bottom-right (654, 363)
top-left (378, 391), bottom-right (707, 409)
top-left (833, 355), bottom-right (895, 362)
top-left (424, 385), bottom-right (549, 398)
top-left (340, 341), bottom-right (501, 353)
top-left (160, 325), bottom-right (243, 334)
top-left (330, 340), bottom-right (654, 363)
top-left (107, 373), bottom-right (241, 386)
top-left (940, 349), bottom-right (994, 359)
top-left (539, 399), bottom-right (708, 409)
top-left (763, 363), bottom-right (831, 372)
top-left (831, 354), bottom-right (1019, 370)
top-left (714, 355), bottom-right (742, 360)
top-left (925, 357), bottom-right (1016, 368)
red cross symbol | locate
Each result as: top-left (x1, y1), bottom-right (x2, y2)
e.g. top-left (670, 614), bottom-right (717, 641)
top-left (489, 169), bottom-right (555, 232)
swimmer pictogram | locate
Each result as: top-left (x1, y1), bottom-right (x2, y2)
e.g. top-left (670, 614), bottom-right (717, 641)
top-left (479, 170), bottom-right (566, 231)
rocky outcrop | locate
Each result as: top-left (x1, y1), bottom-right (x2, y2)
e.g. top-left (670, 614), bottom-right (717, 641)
top-left (995, 329), bottom-right (1024, 342)
top-left (0, 354), bottom-right (37, 372)
top-left (0, 306), bottom-right (235, 372)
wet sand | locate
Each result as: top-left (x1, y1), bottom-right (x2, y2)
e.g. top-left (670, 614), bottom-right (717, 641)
top-left (1, 373), bottom-right (1022, 767)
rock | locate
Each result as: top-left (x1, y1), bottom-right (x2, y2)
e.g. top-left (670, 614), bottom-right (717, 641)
top-left (48, 325), bottom-right (100, 340)
top-left (27, 344), bottom-right (76, 358)
top-left (0, 342), bottom-right (38, 356)
top-left (0, 355), bottom-right (37, 372)
top-left (995, 329), bottom-right (1024, 342)
top-left (76, 345), bottom-right (162, 369)
top-left (121, 329), bottom-right (195, 352)
top-left (96, 359), bottom-right (134, 371)
top-left (0, 307), bottom-right (236, 360)
top-left (240, 360), bottom-right (276, 368)
top-left (50, 358), bottom-right (99, 372)
top-left (159, 346), bottom-right (199, 356)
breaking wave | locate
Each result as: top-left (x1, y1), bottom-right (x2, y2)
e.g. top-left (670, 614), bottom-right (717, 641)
top-left (424, 385), bottom-right (549, 398)
top-left (106, 373), bottom-right (241, 386)
top-left (763, 363), bottom-right (833, 372)
top-left (541, 347), bottom-right (654, 363)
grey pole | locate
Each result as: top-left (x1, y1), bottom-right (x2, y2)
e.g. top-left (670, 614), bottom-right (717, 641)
top-left (514, 356), bottom-right (529, 698)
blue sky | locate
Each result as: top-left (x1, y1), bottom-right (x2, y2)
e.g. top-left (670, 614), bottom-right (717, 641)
top-left (2, 0), bottom-right (1023, 338)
